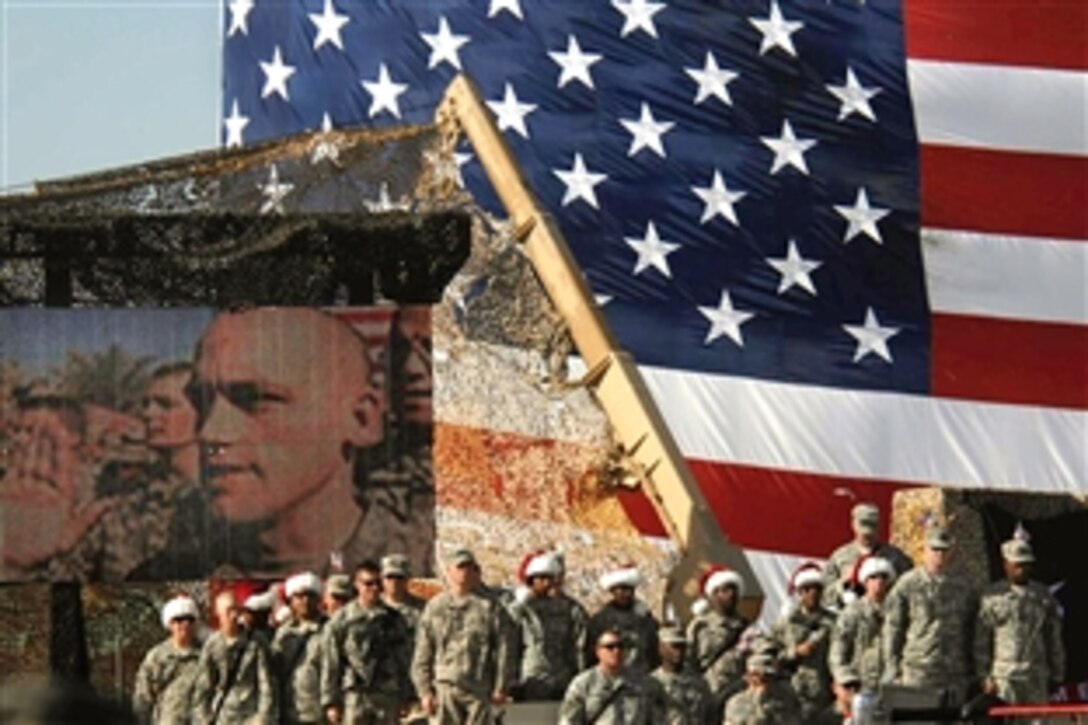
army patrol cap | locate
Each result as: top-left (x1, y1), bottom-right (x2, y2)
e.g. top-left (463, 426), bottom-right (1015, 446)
top-left (852, 503), bottom-right (880, 531)
top-left (659, 626), bottom-right (686, 646)
top-left (746, 653), bottom-right (776, 675)
top-left (1001, 538), bottom-right (1035, 564)
top-left (381, 553), bottom-right (410, 578)
top-left (449, 548), bottom-right (478, 567)
top-left (925, 525), bottom-right (952, 550)
top-left (325, 574), bottom-right (354, 599)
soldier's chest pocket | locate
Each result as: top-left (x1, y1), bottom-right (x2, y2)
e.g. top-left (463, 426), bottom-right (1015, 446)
top-left (908, 590), bottom-right (935, 621)
top-left (444, 611), bottom-right (489, 647)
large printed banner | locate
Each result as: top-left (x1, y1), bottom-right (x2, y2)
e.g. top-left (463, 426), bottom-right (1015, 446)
top-left (0, 306), bottom-right (434, 582)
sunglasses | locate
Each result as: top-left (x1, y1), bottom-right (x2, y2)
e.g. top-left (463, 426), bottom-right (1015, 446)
top-left (598, 641), bottom-right (625, 651)
top-left (171, 616), bottom-right (196, 624)
top-left (358, 579), bottom-right (381, 588)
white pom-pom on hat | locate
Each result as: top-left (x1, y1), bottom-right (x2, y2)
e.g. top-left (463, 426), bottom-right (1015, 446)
top-left (285, 572), bottom-right (322, 598)
top-left (599, 563), bottom-right (641, 591)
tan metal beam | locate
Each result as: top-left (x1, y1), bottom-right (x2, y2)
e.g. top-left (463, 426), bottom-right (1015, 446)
top-left (438, 74), bottom-right (763, 614)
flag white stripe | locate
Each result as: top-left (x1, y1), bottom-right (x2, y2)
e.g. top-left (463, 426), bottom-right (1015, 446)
top-left (922, 228), bottom-right (1088, 325)
top-left (908, 60), bottom-right (1088, 157)
top-left (642, 366), bottom-right (1086, 494)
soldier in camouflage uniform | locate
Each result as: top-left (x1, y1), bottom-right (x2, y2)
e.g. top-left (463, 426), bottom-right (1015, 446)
top-left (587, 564), bottom-right (660, 675)
top-left (324, 575), bottom-right (354, 616)
top-left (133, 595), bottom-right (202, 725)
top-left (272, 572), bottom-right (326, 724)
top-left (651, 626), bottom-right (711, 725)
top-left (193, 589), bottom-right (277, 725)
top-left (411, 548), bottom-right (518, 724)
top-left (509, 550), bottom-right (587, 701)
top-left (723, 652), bottom-right (802, 725)
top-left (822, 503), bottom-right (912, 610)
top-left (829, 556), bottom-right (894, 717)
top-left (687, 565), bottom-right (750, 715)
top-left (974, 535), bottom-right (1065, 705)
top-left (380, 554), bottom-right (425, 641)
top-left (560, 627), bottom-right (667, 725)
top-left (882, 526), bottom-right (977, 704)
top-left (322, 560), bottom-right (414, 725)
top-left (772, 563), bottom-right (837, 723)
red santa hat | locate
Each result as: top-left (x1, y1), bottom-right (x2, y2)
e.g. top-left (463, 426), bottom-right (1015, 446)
top-left (519, 550), bottom-right (562, 583)
top-left (698, 564), bottom-right (745, 598)
top-left (285, 571), bottom-right (322, 598)
top-left (599, 562), bottom-right (642, 591)
top-left (857, 555), bottom-right (895, 584)
top-left (788, 561), bottom-right (824, 595)
top-left (161, 595), bottom-right (199, 629)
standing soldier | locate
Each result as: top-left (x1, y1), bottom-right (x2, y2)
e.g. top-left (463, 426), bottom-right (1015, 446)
top-left (380, 553), bottom-right (425, 639)
top-left (723, 653), bottom-right (802, 725)
top-left (975, 532), bottom-right (1065, 705)
top-left (509, 550), bottom-right (586, 701)
top-left (829, 556), bottom-right (894, 719)
top-left (560, 627), bottom-right (666, 724)
top-left (411, 548), bottom-right (518, 724)
top-left (133, 595), bottom-right (202, 725)
top-left (651, 626), bottom-right (711, 725)
top-left (687, 565), bottom-right (750, 715)
top-left (587, 564), bottom-right (660, 675)
top-left (321, 560), bottom-right (413, 725)
top-left (882, 525), bottom-right (977, 706)
top-left (193, 589), bottom-right (277, 724)
top-left (272, 572), bottom-right (326, 725)
top-left (822, 503), bottom-right (912, 609)
top-left (323, 575), bottom-right (354, 616)
top-left (772, 563), bottom-right (837, 724)
top-left (240, 589), bottom-right (277, 643)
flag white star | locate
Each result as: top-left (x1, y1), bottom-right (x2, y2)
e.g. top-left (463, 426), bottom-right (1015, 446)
top-left (611, 0), bottom-right (666, 39)
top-left (227, 0), bottom-right (254, 38)
top-left (486, 83), bottom-right (537, 139)
top-left (749, 0), bottom-right (804, 57)
top-left (685, 51), bottom-right (738, 106)
top-left (595, 294), bottom-right (613, 307)
top-left (760, 119), bottom-right (817, 175)
top-left (309, 0), bottom-right (350, 51)
top-left (767, 240), bottom-right (821, 295)
top-left (258, 165), bottom-right (293, 215)
top-left (626, 221), bottom-right (680, 278)
top-left (549, 35), bottom-right (602, 90)
top-left (421, 16), bottom-right (470, 71)
top-left (834, 188), bottom-right (890, 243)
top-left (223, 99), bottom-right (249, 149)
top-left (826, 67), bottom-right (881, 122)
top-left (488, 0), bottom-right (523, 20)
top-left (260, 46), bottom-right (296, 101)
top-left (692, 170), bottom-right (746, 225)
top-left (620, 103), bottom-right (674, 158)
top-left (553, 153), bottom-right (608, 209)
top-left (699, 290), bottom-right (755, 346)
top-left (843, 307), bottom-right (900, 363)
top-left (361, 63), bottom-right (408, 119)
top-left (310, 113), bottom-right (340, 165)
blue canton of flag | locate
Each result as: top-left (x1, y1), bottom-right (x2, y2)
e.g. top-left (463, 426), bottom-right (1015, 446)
top-left (223, 0), bottom-right (927, 395)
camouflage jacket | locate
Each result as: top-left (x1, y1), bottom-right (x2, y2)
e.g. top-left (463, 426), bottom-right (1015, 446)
top-left (723, 681), bottom-right (803, 725)
top-left (192, 631), bottom-right (276, 725)
top-left (974, 580), bottom-right (1065, 687)
top-left (686, 609), bottom-right (749, 695)
top-left (882, 567), bottom-right (977, 686)
top-left (822, 540), bottom-right (912, 609)
top-left (132, 638), bottom-right (201, 725)
top-left (829, 596), bottom-right (885, 690)
top-left (651, 667), bottom-right (712, 725)
top-left (321, 600), bottom-right (413, 709)
top-left (772, 603), bottom-right (836, 707)
top-left (410, 590), bottom-right (518, 699)
top-left (587, 602), bottom-right (660, 675)
top-left (559, 667), bottom-right (666, 725)
top-left (510, 592), bottom-right (588, 699)
top-left (271, 616), bottom-right (325, 723)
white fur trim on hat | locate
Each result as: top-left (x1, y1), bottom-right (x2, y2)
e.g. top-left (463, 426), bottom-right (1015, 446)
top-left (599, 565), bottom-right (641, 591)
top-left (285, 572), bottom-right (322, 598)
top-left (161, 596), bottom-right (199, 629)
top-left (858, 556), bottom-right (895, 584)
top-left (792, 568), bottom-right (824, 591)
top-left (704, 569), bottom-right (744, 598)
top-left (525, 552), bottom-right (562, 579)
top-left (244, 590), bottom-right (277, 612)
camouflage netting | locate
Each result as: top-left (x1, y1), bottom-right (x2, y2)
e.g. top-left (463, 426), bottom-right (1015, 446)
top-left (0, 121), bottom-right (677, 695)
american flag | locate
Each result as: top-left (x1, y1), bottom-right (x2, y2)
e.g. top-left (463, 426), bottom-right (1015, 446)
top-left (223, 0), bottom-right (1086, 615)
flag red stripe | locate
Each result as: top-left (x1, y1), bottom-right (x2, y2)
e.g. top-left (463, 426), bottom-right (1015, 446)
top-left (931, 313), bottom-right (1088, 410)
top-left (920, 145), bottom-right (1088, 240)
top-left (904, 0), bottom-right (1088, 72)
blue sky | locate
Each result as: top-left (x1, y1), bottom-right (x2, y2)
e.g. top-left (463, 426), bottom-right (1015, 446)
top-left (1, 0), bottom-right (222, 191)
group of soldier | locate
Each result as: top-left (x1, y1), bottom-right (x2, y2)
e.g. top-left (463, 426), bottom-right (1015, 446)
top-left (132, 503), bottom-right (1066, 724)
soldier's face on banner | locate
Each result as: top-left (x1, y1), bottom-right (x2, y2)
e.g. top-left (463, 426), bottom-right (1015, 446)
top-left (392, 307), bottom-right (432, 426)
top-left (189, 309), bottom-right (382, 523)
top-left (143, 372), bottom-right (196, 449)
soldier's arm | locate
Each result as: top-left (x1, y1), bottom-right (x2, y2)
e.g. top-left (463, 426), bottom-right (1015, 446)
top-left (829, 608), bottom-right (859, 685)
top-left (191, 641), bottom-right (216, 725)
top-left (492, 599), bottom-right (519, 695)
top-left (557, 674), bottom-right (588, 725)
top-left (253, 637), bottom-right (278, 722)
top-left (882, 585), bottom-right (907, 682)
top-left (319, 615), bottom-right (344, 710)
top-left (822, 555), bottom-right (843, 607)
top-left (393, 611), bottom-right (416, 703)
top-left (973, 595), bottom-right (995, 686)
top-left (410, 603), bottom-right (437, 700)
top-left (1045, 591), bottom-right (1066, 687)
top-left (684, 619), bottom-right (704, 672)
top-left (572, 600), bottom-right (589, 672)
top-left (131, 648), bottom-right (157, 725)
